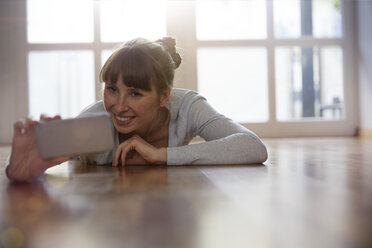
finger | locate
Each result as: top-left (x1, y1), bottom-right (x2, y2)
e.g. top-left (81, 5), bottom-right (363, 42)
top-left (26, 117), bottom-right (33, 124)
top-left (53, 115), bottom-right (62, 120)
top-left (113, 136), bottom-right (139, 166)
top-left (113, 146), bottom-right (123, 167)
top-left (25, 117), bottom-right (38, 124)
top-left (113, 149), bottom-right (118, 166)
top-left (121, 141), bottom-right (137, 166)
top-left (119, 139), bottom-right (136, 166)
top-left (27, 118), bottom-right (39, 129)
top-left (13, 121), bottom-right (24, 136)
top-left (40, 115), bottom-right (52, 121)
top-left (40, 113), bottom-right (47, 121)
top-left (24, 120), bottom-right (39, 138)
top-left (121, 148), bottom-right (127, 166)
top-left (25, 117), bottom-right (33, 132)
top-left (40, 114), bottom-right (56, 122)
top-left (121, 147), bottom-right (129, 166)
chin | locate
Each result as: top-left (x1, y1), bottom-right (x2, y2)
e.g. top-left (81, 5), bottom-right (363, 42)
top-left (113, 123), bottom-right (132, 134)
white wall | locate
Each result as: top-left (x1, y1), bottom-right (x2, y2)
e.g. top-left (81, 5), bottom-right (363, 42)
top-left (0, 0), bottom-right (28, 143)
top-left (357, 1), bottom-right (372, 129)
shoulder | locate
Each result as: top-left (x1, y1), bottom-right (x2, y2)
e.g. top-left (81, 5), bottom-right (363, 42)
top-left (169, 88), bottom-right (205, 103)
top-left (76, 100), bottom-right (107, 118)
top-left (167, 88), bottom-right (206, 119)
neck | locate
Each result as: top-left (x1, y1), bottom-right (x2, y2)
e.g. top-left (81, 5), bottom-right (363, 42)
top-left (145, 107), bottom-right (170, 143)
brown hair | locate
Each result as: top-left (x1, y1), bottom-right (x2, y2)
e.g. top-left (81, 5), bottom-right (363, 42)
top-left (99, 37), bottom-right (181, 92)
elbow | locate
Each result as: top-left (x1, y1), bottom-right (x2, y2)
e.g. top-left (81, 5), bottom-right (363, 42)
top-left (239, 133), bottom-right (268, 164)
top-left (256, 141), bottom-right (268, 163)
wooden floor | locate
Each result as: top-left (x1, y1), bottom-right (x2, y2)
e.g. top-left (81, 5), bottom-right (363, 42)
top-left (1, 138), bottom-right (372, 248)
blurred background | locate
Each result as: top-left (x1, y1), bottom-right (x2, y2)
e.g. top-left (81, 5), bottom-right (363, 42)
top-left (0, 0), bottom-right (371, 141)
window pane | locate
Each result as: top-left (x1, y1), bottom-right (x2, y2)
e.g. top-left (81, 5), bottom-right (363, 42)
top-left (100, 50), bottom-right (115, 92)
top-left (319, 47), bottom-right (344, 116)
top-left (28, 51), bottom-right (95, 118)
top-left (100, 0), bottom-right (166, 42)
top-left (313, 0), bottom-right (342, 38)
top-left (197, 48), bottom-right (268, 123)
top-left (196, 0), bottom-right (266, 40)
top-left (274, 0), bottom-right (342, 38)
top-left (27, 0), bottom-right (93, 43)
top-left (274, 0), bottom-right (301, 38)
top-left (275, 46), bottom-right (344, 121)
top-left (101, 50), bottom-right (115, 67)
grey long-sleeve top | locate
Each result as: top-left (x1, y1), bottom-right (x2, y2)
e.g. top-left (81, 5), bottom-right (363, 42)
top-left (78, 88), bottom-right (268, 165)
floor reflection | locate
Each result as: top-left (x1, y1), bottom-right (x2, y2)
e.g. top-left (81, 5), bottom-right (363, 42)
top-left (1, 138), bottom-right (372, 248)
top-left (1, 182), bottom-right (90, 248)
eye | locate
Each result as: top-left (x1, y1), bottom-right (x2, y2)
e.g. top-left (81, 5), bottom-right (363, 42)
top-left (106, 85), bottom-right (118, 93)
top-left (130, 89), bottom-right (142, 97)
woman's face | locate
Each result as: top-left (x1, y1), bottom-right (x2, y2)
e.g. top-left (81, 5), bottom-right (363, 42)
top-left (103, 76), bottom-right (168, 136)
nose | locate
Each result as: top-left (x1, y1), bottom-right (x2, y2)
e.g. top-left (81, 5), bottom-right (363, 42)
top-left (115, 95), bottom-right (130, 113)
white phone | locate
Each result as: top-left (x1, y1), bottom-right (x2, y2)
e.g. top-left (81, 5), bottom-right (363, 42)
top-left (35, 113), bottom-right (115, 159)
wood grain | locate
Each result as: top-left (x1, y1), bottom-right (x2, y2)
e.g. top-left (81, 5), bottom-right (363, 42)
top-left (1, 138), bottom-right (372, 248)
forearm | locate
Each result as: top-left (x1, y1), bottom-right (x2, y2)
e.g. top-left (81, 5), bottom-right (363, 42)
top-left (167, 133), bottom-right (268, 165)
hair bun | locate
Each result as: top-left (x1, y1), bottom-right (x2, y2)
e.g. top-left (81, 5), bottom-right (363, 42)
top-left (157, 37), bottom-right (182, 69)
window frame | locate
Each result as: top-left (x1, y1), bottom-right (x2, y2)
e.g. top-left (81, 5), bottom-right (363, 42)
top-left (167, 0), bottom-right (358, 137)
top-left (25, 0), bottom-right (358, 138)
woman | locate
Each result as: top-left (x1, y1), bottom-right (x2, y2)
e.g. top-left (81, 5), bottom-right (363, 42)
top-left (6, 37), bottom-right (268, 182)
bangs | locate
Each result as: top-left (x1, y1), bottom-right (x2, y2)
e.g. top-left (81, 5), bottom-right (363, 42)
top-left (99, 47), bottom-right (152, 91)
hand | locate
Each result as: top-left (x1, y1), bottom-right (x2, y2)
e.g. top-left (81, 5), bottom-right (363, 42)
top-left (7, 115), bottom-right (69, 182)
top-left (112, 135), bottom-right (167, 166)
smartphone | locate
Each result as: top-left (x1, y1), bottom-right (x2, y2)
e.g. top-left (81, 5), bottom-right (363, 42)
top-left (35, 113), bottom-right (115, 159)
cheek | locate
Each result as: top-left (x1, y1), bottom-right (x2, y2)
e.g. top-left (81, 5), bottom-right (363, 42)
top-left (133, 102), bottom-right (148, 115)
top-left (103, 91), bottom-right (114, 111)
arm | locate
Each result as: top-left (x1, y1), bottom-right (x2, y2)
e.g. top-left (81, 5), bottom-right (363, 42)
top-left (167, 97), bottom-right (268, 165)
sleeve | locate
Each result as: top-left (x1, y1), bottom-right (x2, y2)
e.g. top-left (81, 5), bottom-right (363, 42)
top-left (166, 96), bottom-right (268, 165)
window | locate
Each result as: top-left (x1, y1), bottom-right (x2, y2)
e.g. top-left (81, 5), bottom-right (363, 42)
top-left (196, 0), bottom-right (266, 40)
top-left (26, 0), bottom-right (357, 137)
top-left (100, 0), bottom-right (166, 42)
top-left (189, 0), bottom-right (355, 137)
top-left (26, 0), bottom-right (166, 118)
top-left (28, 50), bottom-right (94, 118)
top-left (273, 0), bottom-right (344, 121)
top-left (275, 46), bottom-right (344, 121)
top-left (27, 0), bottom-right (94, 43)
top-left (197, 47), bottom-right (268, 123)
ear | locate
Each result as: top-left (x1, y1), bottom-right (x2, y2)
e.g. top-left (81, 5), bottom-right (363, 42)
top-left (159, 87), bottom-right (171, 107)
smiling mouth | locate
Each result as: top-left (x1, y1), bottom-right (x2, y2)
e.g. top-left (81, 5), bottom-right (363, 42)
top-left (115, 116), bottom-right (135, 122)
